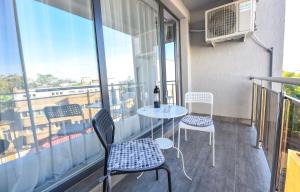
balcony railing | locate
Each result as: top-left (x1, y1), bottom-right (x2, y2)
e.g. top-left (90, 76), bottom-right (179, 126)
top-left (250, 76), bottom-right (300, 192)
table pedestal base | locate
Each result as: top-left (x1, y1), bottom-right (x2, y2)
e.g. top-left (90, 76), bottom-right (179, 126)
top-left (155, 138), bottom-right (173, 149)
top-left (136, 105), bottom-right (191, 181)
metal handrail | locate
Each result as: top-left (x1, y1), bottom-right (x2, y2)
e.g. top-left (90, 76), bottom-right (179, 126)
top-left (285, 95), bottom-right (300, 106)
top-left (250, 76), bottom-right (300, 86)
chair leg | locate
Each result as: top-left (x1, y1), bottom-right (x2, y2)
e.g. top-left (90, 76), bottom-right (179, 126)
top-left (212, 132), bottom-right (215, 167)
top-left (156, 169), bottom-right (159, 180)
top-left (184, 129), bottom-right (187, 141)
top-left (103, 178), bottom-right (107, 192)
top-left (209, 132), bottom-right (212, 146)
top-left (161, 164), bottom-right (172, 192)
top-left (177, 128), bottom-right (180, 158)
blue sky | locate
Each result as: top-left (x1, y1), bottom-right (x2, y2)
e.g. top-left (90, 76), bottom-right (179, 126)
top-left (1, 0), bottom-right (175, 83)
top-left (0, 0), bottom-right (22, 75)
top-left (1, 0), bottom-right (299, 83)
top-left (15, 0), bottom-right (99, 81)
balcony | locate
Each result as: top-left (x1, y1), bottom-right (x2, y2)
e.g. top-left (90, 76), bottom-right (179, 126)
top-left (64, 77), bottom-right (300, 192)
top-left (0, 0), bottom-right (299, 192)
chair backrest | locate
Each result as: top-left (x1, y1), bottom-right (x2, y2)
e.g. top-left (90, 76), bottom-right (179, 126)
top-left (184, 92), bottom-right (214, 118)
top-left (44, 104), bottom-right (83, 122)
top-left (92, 109), bottom-right (115, 157)
top-left (44, 104), bottom-right (86, 136)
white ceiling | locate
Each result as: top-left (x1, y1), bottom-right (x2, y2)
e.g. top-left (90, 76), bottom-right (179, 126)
top-left (181, 0), bottom-right (230, 11)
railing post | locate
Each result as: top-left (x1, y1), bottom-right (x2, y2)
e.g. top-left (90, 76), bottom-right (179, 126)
top-left (86, 89), bottom-right (92, 120)
top-left (255, 84), bottom-right (262, 148)
top-left (270, 92), bottom-right (284, 192)
top-left (251, 82), bottom-right (257, 127)
top-left (276, 98), bottom-right (290, 191)
top-left (257, 86), bottom-right (266, 149)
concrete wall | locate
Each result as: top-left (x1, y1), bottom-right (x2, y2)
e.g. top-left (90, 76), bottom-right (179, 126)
top-left (188, 0), bottom-right (285, 119)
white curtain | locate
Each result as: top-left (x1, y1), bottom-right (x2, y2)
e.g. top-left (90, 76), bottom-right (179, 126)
top-left (0, 133), bottom-right (102, 191)
top-left (101, 0), bottom-right (161, 142)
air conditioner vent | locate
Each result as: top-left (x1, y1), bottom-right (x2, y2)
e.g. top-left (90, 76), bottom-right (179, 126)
top-left (207, 4), bottom-right (236, 38)
top-left (205, 0), bottom-right (255, 45)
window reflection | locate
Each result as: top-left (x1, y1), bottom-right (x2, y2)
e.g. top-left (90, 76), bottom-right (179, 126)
top-left (0, 0), bottom-right (31, 164)
top-left (101, 0), bottom-right (161, 142)
top-left (1, 0), bottom-right (102, 190)
top-left (164, 9), bottom-right (179, 105)
top-left (0, 0), bottom-right (180, 191)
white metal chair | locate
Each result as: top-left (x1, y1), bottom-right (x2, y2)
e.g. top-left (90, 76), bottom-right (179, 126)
top-left (177, 92), bottom-right (215, 167)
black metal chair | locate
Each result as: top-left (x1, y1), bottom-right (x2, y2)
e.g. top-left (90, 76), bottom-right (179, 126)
top-left (44, 104), bottom-right (88, 176)
top-left (92, 109), bottom-right (172, 192)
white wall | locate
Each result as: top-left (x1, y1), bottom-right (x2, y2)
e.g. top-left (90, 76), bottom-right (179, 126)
top-left (188, 0), bottom-right (285, 119)
top-left (179, 18), bottom-right (191, 100)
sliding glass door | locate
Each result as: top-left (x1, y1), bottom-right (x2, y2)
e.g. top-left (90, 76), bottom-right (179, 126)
top-left (0, 0), bottom-right (181, 191)
top-left (0, 1), bottom-right (36, 191)
top-left (100, 0), bottom-right (161, 141)
top-left (164, 9), bottom-right (180, 105)
top-left (0, 0), bottom-right (102, 191)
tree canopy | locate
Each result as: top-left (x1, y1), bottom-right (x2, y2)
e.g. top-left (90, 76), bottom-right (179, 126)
top-left (0, 74), bottom-right (24, 94)
top-left (282, 71), bottom-right (300, 99)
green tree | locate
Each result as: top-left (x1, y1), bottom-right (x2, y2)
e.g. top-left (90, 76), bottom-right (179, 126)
top-left (0, 74), bottom-right (23, 111)
top-left (0, 74), bottom-right (24, 94)
top-left (30, 74), bottom-right (75, 88)
top-left (282, 71), bottom-right (300, 99)
top-left (282, 71), bottom-right (300, 134)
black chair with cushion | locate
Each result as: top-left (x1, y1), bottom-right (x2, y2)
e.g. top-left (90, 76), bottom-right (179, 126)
top-left (92, 109), bottom-right (172, 192)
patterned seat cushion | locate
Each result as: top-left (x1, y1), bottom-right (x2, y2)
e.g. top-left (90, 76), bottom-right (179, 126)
top-left (108, 138), bottom-right (165, 172)
top-left (181, 115), bottom-right (213, 127)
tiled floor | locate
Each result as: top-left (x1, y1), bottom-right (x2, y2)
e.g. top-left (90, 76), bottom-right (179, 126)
top-left (69, 120), bottom-right (271, 192)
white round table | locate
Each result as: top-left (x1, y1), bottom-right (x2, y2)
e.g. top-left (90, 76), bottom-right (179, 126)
top-left (137, 104), bottom-right (192, 180)
top-left (137, 104), bottom-right (187, 149)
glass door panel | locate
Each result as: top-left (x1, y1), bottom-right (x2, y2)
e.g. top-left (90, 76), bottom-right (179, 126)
top-left (100, 0), bottom-right (161, 141)
top-left (164, 10), bottom-right (179, 105)
top-left (0, 1), bottom-right (39, 191)
top-left (14, 0), bottom-right (102, 189)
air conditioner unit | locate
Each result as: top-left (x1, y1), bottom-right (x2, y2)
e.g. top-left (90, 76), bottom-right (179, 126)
top-left (205, 0), bottom-right (256, 45)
